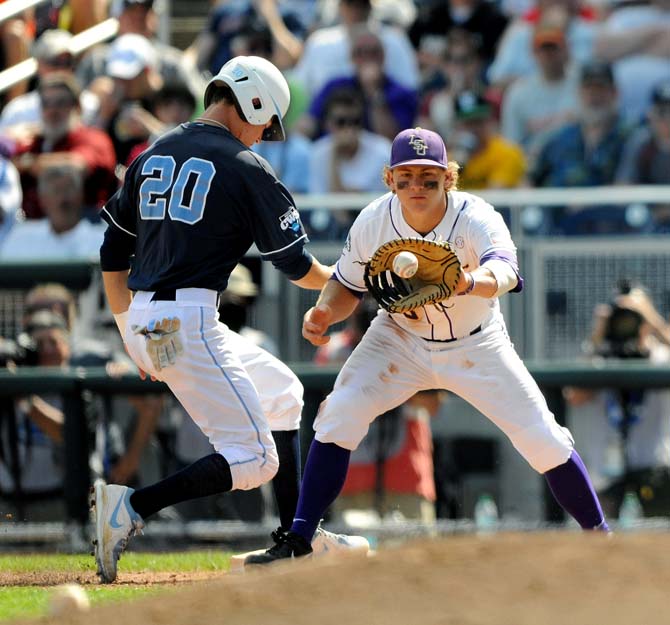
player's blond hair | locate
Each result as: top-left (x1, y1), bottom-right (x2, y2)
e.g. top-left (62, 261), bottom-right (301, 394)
top-left (382, 161), bottom-right (460, 193)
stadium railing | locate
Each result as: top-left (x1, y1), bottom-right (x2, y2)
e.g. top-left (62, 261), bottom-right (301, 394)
top-left (0, 0), bottom-right (49, 24)
top-left (1, 185), bottom-right (670, 353)
top-left (0, 0), bottom-right (177, 95)
top-left (255, 187), bottom-right (670, 362)
top-left (293, 186), bottom-right (670, 242)
top-left (0, 10), bottom-right (119, 94)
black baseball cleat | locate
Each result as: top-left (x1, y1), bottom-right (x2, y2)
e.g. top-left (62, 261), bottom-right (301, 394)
top-left (245, 528), bottom-right (313, 566)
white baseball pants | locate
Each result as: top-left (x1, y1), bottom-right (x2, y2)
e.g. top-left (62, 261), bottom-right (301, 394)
top-left (314, 313), bottom-right (574, 474)
top-left (124, 288), bottom-right (302, 490)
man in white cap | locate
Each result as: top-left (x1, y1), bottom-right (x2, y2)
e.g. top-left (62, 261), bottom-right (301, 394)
top-left (75, 0), bottom-right (204, 100)
top-left (91, 33), bottom-right (164, 165)
top-left (0, 29), bottom-right (99, 133)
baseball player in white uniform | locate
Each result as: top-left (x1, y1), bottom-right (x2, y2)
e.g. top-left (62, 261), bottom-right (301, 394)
top-left (247, 127), bottom-right (610, 565)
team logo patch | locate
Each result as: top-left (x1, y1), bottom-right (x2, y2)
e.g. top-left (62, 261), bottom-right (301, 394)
top-left (344, 233), bottom-right (352, 253)
top-left (455, 236), bottom-right (465, 249)
top-left (232, 65), bottom-right (246, 79)
top-left (408, 134), bottom-right (428, 155)
top-left (279, 206), bottom-right (300, 232)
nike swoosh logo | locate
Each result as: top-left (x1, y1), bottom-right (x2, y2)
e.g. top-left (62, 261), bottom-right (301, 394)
top-left (109, 493), bottom-right (126, 529)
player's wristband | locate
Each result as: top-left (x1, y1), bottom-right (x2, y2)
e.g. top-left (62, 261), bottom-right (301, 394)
top-left (459, 273), bottom-right (476, 296)
top-left (113, 311), bottom-right (129, 337)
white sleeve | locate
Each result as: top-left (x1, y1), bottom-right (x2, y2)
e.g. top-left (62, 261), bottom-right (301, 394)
top-left (0, 160), bottom-right (22, 235)
top-left (481, 259), bottom-right (519, 297)
top-left (487, 23), bottom-right (532, 84)
top-left (501, 84), bottom-right (525, 145)
top-left (307, 141), bottom-right (329, 194)
top-left (289, 37), bottom-right (315, 95)
top-left (333, 217), bottom-right (371, 293)
top-left (469, 206), bottom-right (517, 258)
top-left (468, 203), bottom-right (523, 294)
top-left (382, 29), bottom-right (420, 91)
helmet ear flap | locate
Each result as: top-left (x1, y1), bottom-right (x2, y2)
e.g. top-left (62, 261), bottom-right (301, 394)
top-left (262, 115), bottom-right (285, 141)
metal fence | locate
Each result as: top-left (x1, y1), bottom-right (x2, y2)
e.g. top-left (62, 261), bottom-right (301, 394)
top-left (526, 238), bottom-right (670, 360)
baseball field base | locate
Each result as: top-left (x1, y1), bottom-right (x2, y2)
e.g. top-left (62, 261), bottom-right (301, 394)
top-left (229, 549), bottom-right (265, 573)
top-left (230, 546), bottom-right (375, 573)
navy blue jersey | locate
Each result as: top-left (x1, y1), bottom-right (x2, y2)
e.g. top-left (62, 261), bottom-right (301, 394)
top-left (101, 122), bottom-right (310, 292)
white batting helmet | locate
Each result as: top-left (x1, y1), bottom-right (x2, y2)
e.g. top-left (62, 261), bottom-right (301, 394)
top-left (204, 56), bottom-right (290, 141)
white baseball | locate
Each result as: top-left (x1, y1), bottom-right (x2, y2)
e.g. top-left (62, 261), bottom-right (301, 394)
top-left (392, 251), bottom-right (418, 279)
top-left (49, 583), bottom-right (90, 616)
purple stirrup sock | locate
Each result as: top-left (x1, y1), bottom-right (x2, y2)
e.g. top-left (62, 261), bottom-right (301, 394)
top-left (544, 450), bottom-right (609, 531)
top-left (291, 440), bottom-right (351, 542)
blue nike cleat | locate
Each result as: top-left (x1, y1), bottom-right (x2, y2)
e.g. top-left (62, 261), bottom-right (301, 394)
top-left (90, 482), bottom-right (144, 583)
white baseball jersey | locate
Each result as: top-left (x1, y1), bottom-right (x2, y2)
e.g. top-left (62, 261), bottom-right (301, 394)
top-left (316, 190), bottom-right (575, 474)
top-left (335, 190), bottom-right (519, 341)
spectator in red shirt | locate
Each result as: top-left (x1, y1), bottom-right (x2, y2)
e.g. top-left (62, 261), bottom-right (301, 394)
top-left (12, 73), bottom-right (116, 220)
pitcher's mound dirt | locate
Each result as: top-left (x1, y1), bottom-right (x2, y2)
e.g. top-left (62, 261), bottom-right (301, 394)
top-left (23, 532), bottom-right (670, 625)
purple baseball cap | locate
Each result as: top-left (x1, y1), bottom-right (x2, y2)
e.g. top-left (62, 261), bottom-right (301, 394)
top-left (389, 128), bottom-right (448, 169)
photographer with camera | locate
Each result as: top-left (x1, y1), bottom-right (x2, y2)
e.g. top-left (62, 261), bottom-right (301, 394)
top-left (565, 281), bottom-right (670, 518)
top-left (0, 285), bottom-right (163, 548)
top-left (0, 310), bottom-right (89, 527)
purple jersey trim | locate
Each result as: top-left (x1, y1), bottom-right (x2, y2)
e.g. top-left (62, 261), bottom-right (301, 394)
top-left (480, 250), bottom-right (524, 293)
top-left (447, 199), bottom-right (468, 241)
top-left (439, 307), bottom-right (455, 340)
top-left (389, 197), bottom-right (402, 237)
top-left (423, 304), bottom-right (456, 340)
top-left (331, 273), bottom-right (365, 299)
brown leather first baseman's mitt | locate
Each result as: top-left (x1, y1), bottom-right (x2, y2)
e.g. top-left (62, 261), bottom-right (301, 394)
top-left (363, 238), bottom-right (462, 313)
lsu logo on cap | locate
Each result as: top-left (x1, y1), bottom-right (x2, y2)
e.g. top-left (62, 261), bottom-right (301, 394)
top-left (408, 134), bottom-right (428, 155)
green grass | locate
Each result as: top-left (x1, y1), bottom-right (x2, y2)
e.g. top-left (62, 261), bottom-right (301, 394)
top-left (0, 586), bottom-right (160, 621)
top-left (0, 551), bottom-right (232, 574)
top-left (0, 551), bottom-right (233, 622)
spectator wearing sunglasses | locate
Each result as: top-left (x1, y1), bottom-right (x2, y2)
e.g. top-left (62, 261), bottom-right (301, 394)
top-left (0, 30), bottom-right (100, 135)
top-left (298, 26), bottom-right (417, 141)
top-left (10, 73), bottom-right (116, 221)
top-left (305, 87), bottom-right (390, 240)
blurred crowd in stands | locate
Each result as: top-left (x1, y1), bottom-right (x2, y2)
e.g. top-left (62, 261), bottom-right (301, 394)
top-left (0, 0), bottom-right (666, 247)
top-left (0, 0), bottom-right (669, 531)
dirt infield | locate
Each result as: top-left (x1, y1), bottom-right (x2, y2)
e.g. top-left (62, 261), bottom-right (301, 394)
top-left (14, 532), bottom-right (670, 625)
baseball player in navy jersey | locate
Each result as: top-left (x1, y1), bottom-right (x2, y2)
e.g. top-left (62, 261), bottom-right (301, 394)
top-left (92, 55), bottom-right (366, 583)
top-left (247, 127), bottom-right (610, 565)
